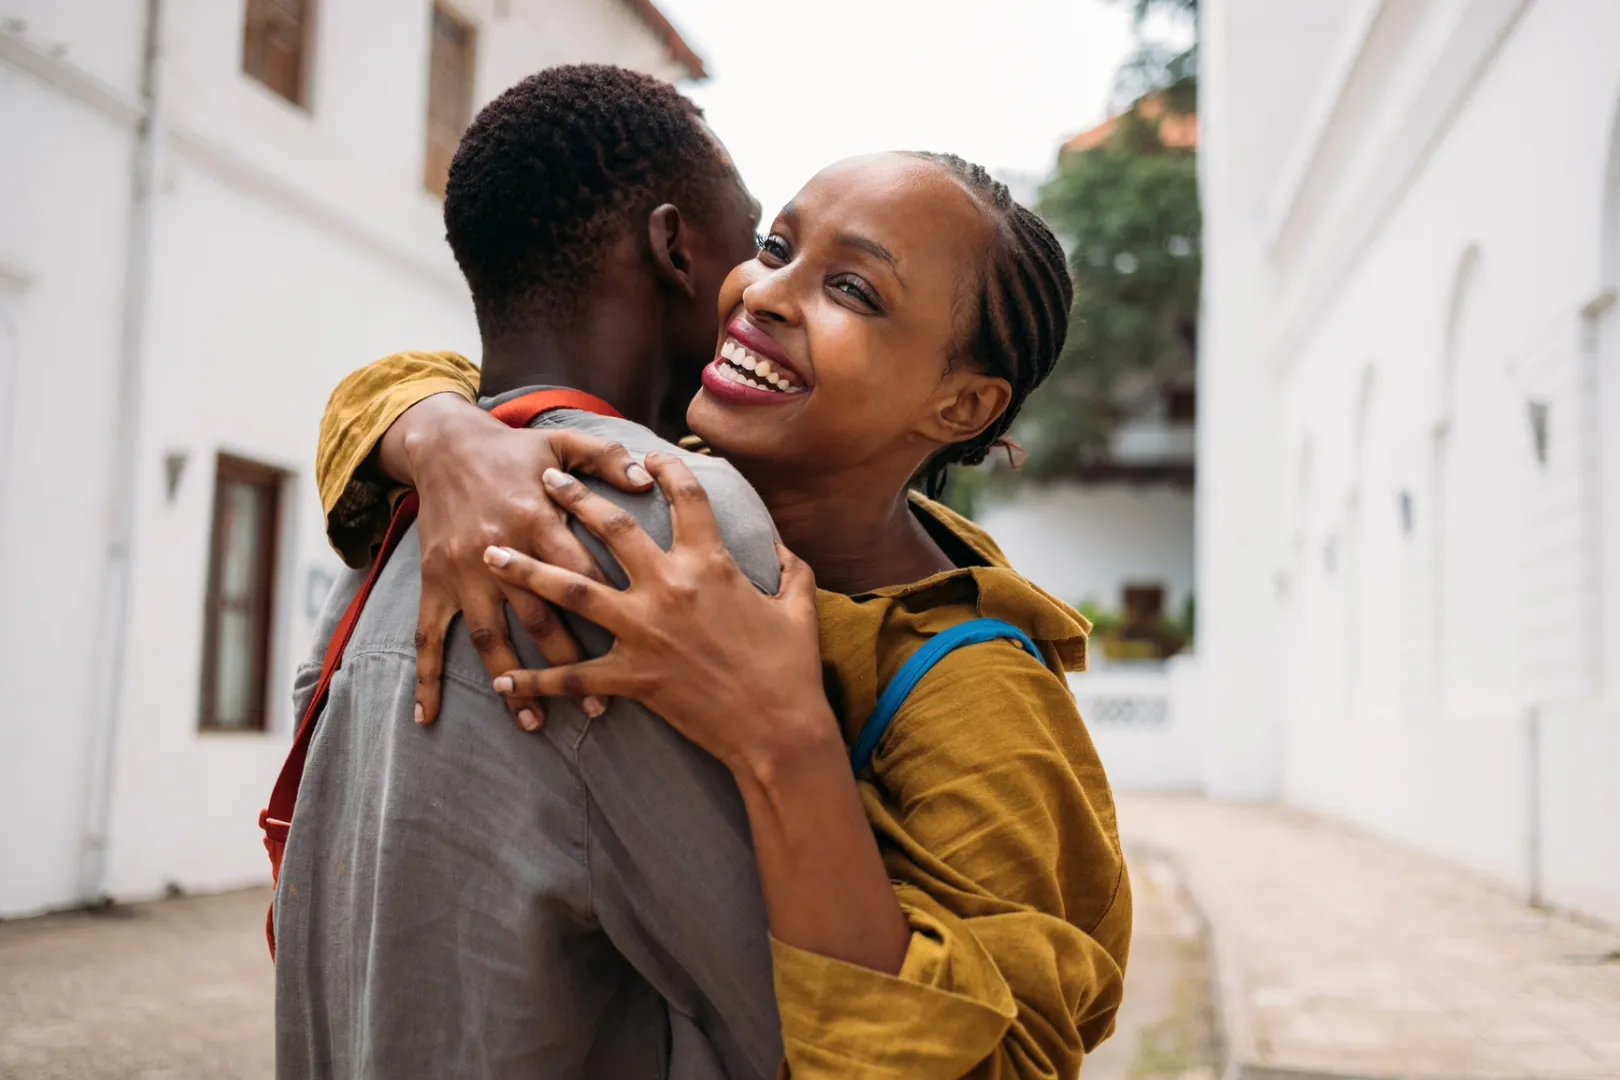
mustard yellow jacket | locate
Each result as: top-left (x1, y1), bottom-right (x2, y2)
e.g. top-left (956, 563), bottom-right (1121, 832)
top-left (315, 352), bottom-right (1130, 1079)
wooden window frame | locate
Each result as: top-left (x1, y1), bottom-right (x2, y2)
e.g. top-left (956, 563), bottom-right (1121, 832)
top-left (198, 454), bottom-right (284, 733)
top-left (423, 2), bottom-right (478, 198)
top-left (242, 0), bottom-right (315, 109)
top-left (1167, 386), bottom-right (1197, 424)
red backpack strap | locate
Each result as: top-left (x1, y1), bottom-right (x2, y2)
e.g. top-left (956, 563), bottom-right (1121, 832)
top-left (259, 388), bottom-right (621, 960)
top-left (491, 387), bottom-right (620, 427)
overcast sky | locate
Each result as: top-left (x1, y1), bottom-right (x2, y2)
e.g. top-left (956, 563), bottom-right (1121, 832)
top-left (658, 0), bottom-right (1159, 215)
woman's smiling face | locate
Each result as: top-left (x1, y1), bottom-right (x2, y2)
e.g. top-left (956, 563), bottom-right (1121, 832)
top-left (687, 153), bottom-right (1013, 484)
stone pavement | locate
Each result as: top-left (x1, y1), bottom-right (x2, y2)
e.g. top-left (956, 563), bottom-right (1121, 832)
top-left (1085, 846), bottom-right (1220, 1080)
top-left (0, 868), bottom-right (1216, 1080)
top-left (0, 887), bottom-right (274, 1079)
top-left (1118, 795), bottom-right (1620, 1080)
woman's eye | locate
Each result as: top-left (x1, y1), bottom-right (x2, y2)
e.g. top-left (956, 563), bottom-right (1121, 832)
top-left (757, 233), bottom-right (790, 261)
top-left (831, 277), bottom-right (880, 310)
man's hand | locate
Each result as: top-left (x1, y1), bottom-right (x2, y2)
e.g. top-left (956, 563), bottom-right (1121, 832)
top-left (379, 394), bottom-right (653, 729)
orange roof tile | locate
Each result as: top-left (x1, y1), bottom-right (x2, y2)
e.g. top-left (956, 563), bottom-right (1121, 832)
top-left (1064, 94), bottom-right (1197, 154)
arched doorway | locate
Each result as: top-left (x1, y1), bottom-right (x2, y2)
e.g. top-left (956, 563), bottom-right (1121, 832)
top-left (1436, 247), bottom-right (1525, 716)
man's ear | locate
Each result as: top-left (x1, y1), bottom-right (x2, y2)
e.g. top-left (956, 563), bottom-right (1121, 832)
top-left (647, 203), bottom-right (698, 299)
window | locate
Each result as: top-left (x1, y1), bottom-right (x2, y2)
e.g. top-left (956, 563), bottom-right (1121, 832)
top-left (1121, 584), bottom-right (1166, 633)
top-left (1167, 386), bottom-right (1197, 423)
top-left (200, 456), bottom-right (283, 731)
top-left (424, 4), bottom-right (477, 198)
top-left (243, 0), bottom-right (313, 107)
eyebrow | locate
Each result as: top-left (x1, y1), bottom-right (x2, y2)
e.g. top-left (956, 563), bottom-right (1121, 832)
top-left (836, 232), bottom-right (900, 273)
top-left (776, 202), bottom-right (903, 281)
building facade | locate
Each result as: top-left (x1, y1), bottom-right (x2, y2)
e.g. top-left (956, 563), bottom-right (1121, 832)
top-left (1199, 0), bottom-right (1620, 925)
top-left (0, 0), bottom-right (701, 918)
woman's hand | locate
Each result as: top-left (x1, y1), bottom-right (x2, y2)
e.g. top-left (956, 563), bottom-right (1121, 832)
top-left (482, 452), bottom-right (829, 776)
top-left (380, 394), bottom-right (654, 729)
top-left (487, 452), bottom-right (911, 976)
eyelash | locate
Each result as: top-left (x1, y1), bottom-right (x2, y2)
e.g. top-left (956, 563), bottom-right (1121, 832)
top-left (756, 232), bottom-right (789, 260)
top-left (754, 232), bottom-right (883, 312)
top-left (831, 276), bottom-right (880, 309)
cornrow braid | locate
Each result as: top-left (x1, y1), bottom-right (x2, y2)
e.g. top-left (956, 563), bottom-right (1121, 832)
top-left (902, 152), bottom-right (1074, 500)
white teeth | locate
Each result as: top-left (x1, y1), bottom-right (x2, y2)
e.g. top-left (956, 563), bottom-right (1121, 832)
top-left (715, 336), bottom-right (808, 393)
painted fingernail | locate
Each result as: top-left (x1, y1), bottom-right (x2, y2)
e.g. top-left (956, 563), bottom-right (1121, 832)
top-left (484, 545), bottom-right (511, 568)
top-left (493, 675), bottom-right (514, 693)
top-left (583, 696), bottom-right (608, 719)
top-left (542, 467), bottom-right (575, 490)
top-left (518, 708), bottom-right (542, 732)
top-left (626, 463), bottom-right (652, 486)
top-left (414, 702), bottom-right (426, 725)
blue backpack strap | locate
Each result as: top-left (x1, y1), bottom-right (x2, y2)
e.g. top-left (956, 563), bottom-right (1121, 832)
top-left (849, 617), bottom-right (1041, 775)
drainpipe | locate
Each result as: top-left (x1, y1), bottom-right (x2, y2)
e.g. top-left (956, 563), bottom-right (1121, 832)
top-left (1525, 704), bottom-right (1543, 908)
top-left (79, 0), bottom-right (166, 906)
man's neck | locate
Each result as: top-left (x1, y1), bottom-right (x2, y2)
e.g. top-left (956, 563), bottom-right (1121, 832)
top-left (479, 304), bottom-right (668, 430)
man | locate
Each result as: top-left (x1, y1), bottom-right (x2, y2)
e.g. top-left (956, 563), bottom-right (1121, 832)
top-left (274, 66), bottom-right (779, 1079)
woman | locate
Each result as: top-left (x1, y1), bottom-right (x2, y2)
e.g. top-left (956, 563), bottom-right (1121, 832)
top-left (318, 152), bottom-right (1128, 1078)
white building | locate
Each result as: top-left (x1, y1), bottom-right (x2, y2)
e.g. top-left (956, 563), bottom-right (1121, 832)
top-left (1198, 0), bottom-right (1620, 927)
top-left (0, 0), bottom-right (704, 919)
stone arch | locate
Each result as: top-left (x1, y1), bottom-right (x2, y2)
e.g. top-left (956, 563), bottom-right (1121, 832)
top-left (1344, 364), bottom-right (1377, 720)
top-left (1595, 93), bottom-right (1620, 698)
top-left (1430, 245), bottom-right (1484, 713)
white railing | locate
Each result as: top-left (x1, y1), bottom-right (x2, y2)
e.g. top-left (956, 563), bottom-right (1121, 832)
top-left (1070, 655), bottom-right (1203, 792)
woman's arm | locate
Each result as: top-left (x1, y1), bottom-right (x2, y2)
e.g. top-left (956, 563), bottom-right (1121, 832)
top-left (485, 455), bottom-right (912, 976)
top-left (317, 351), bottom-right (482, 564)
top-left (486, 456), bottom-right (1129, 1079)
top-left (313, 351), bottom-right (654, 727)
top-left (769, 647), bottom-right (1129, 1078)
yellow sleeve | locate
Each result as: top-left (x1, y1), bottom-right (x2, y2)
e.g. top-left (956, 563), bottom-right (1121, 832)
top-left (316, 351), bottom-right (480, 567)
top-left (771, 643), bottom-right (1130, 1079)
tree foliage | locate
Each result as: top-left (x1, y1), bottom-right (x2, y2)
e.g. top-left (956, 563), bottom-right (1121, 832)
top-left (933, 0), bottom-right (1200, 515)
top-left (1020, 112), bottom-right (1199, 480)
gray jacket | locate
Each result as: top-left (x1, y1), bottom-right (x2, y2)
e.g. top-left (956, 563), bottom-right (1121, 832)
top-left (274, 399), bottom-right (782, 1080)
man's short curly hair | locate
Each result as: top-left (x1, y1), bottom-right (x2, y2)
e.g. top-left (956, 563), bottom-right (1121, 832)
top-left (445, 64), bottom-right (735, 335)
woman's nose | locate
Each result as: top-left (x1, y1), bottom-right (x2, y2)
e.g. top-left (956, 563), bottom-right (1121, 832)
top-left (741, 265), bottom-right (799, 325)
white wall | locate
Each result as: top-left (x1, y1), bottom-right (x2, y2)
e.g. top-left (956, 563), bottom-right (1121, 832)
top-left (0, 0), bottom-right (696, 916)
top-left (1203, 0), bottom-right (1620, 925)
top-left (0, 15), bottom-right (143, 916)
top-left (977, 483), bottom-right (1195, 621)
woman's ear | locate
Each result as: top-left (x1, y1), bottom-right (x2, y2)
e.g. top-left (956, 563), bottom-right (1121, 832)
top-left (647, 203), bottom-right (698, 299)
top-left (921, 372), bottom-right (1012, 447)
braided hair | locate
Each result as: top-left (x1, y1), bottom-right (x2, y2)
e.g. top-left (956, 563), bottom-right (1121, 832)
top-left (902, 153), bottom-right (1074, 500)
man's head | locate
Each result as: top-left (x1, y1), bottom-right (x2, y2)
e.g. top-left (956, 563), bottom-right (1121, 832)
top-left (445, 64), bottom-right (760, 415)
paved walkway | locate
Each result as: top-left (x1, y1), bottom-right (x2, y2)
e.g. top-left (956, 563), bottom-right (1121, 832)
top-left (0, 868), bottom-right (1215, 1080)
top-left (1085, 845), bottom-right (1219, 1080)
top-left (1119, 795), bottom-right (1620, 1080)
top-left (0, 888), bottom-right (275, 1079)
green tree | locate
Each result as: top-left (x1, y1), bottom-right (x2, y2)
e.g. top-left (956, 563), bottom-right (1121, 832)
top-left (1110, 0), bottom-right (1198, 112)
top-left (933, 0), bottom-right (1199, 515)
top-left (1019, 0), bottom-right (1199, 484)
top-left (1021, 110), bottom-right (1199, 481)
